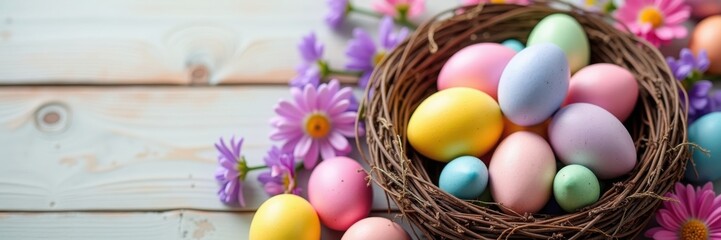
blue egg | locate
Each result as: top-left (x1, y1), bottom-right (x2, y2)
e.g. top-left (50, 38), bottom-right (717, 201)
top-left (686, 112), bottom-right (721, 183)
top-left (498, 43), bottom-right (570, 126)
top-left (501, 39), bottom-right (525, 52)
top-left (439, 156), bottom-right (488, 199)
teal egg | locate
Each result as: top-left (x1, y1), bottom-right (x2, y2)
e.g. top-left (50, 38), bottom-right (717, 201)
top-left (686, 112), bottom-right (721, 183)
top-left (501, 39), bottom-right (525, 52)
top-left (438, 156), bottom-right (488, 200)
top-left (553, 165), bottom-right (600, 212)
top-left (527, 13), bottom-right (590, 73)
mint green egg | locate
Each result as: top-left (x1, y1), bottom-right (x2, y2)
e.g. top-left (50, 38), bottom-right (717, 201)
top-left (527, 13), bottom-right (590, 73)
top-left (553, 164), bottom-right (600, 212)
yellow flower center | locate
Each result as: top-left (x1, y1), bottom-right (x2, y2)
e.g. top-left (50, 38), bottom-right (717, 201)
top-left (585, 0), bottom-right (596, 6)
top-left (680, 219), bottom-right (708, 240)
top-left (304, 113), bottom-right (331, 138)
top-left (282, 174), bottom-right (295, 193)
top-left (638, 7), bottom-right (664, 28)
top-left (373, 51), bottom-right (386, 66)
top-left (491, 0), bottom-right (506, 3)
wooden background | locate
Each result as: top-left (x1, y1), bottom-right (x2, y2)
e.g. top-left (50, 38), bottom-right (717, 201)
top-left (1, 0), bottom-right (719, 239)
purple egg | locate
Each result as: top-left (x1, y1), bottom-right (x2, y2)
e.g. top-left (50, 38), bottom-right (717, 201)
top-left (549, 103), bottom-right (636, 179)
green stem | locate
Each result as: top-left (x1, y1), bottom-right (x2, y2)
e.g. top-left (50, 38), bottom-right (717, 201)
top-left (246, 165), bottom-right (268, 171)
top-left (329, 68), bottom-right (364, 77)
top-left (349, 6), bottom-right (417, 29)
top-left (295, 162), bottom-right (304, 172)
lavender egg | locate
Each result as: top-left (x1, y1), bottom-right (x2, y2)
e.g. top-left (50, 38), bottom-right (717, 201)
top-left (498, 43), bottom-right (570, 126)
top-left (549, 103), bottom-right (636, 179)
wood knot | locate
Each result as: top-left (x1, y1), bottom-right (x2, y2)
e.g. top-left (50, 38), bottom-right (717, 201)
top-left (189, 64), bottom-right (210, 85)
top-left (35, 102), bottom-right (70, 133)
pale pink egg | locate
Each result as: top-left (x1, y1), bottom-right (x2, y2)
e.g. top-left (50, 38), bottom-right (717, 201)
top-left (489, 132), bottom-right (556, 214)
top-left (563, 63), bottom-right (638, 121)
top-left (341, 217), bottom-right (411, 240)
top-left (437, 43), bottom-right (516, 99)
top-left (308, 156), bottom-right (372, 231)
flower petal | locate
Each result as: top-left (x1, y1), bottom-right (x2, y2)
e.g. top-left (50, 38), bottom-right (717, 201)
top-left (304, 139), bottom-right (320, 169)
top-left (319, 139), bottom-right (337, 160)
top-left (328, 131), bottom-right (350, 152)
top-left (294, 136), bottom-right (313, 158)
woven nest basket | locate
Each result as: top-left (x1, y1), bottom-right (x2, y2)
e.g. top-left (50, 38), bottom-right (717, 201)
top-left (360, 1), bottom-right (690, 239)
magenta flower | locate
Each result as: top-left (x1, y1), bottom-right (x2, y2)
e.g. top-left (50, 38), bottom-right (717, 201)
top-left (372, 0), bottom-right (425, 19)
top-left (345, 16), bottom-right (409, 88)
top-left (645, 182), bottom-right (721, 239)
top-left (214, 136), bottom-right (247, 206)
top-left (463, 0), bottom-right (531, 5)
top-left (326, 0), bottom-right (350, 29)
top-left (270, 79), bottom-right (360, 169)
top-left (291, 32), bottom-right (327, 87)
top-left (615, 0), bottom-right (691, 47)
top-left (258, 146), bottom-right (301, 196)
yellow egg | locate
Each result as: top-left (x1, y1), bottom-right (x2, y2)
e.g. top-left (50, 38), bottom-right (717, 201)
top-left (249, 194), bottom-right (320, 240)
top-left (407, 87), bottom-right (503, 162)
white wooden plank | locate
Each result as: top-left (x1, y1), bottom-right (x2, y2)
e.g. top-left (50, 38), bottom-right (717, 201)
top-left (0, 86), bottom-right (395, 211)
top-left (0, 210), bottom-right (415, 240)
top-left (0, 0), bottom-right (458, 85)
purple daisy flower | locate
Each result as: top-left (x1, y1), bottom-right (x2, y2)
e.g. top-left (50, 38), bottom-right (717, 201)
top-left (291, 32), bottom-right (326, 87)
top-left (345, 16), bottom-right (409, 88)
top-left (258, 146), bottom-right (301, 196)
top-left (326, 0), bottom-right (350, 29)
top-left (687, 80), bottom-right (721, 123)
top-left (214, 136), bottom-right (247, 206)
top-left (270, 79), bottom-right (360, 169)
top-left (667, 48), bottom-right (710, 80)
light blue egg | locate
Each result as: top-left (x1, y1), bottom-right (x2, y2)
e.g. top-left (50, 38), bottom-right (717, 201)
top-left (498, 43), bottom-right (570, 126)
top-left (686, 112), bottom-right (721, 183)
top-left (501, 39), bottom-right (525, 52)
top-left (439, 156), bottom-right (488, 199)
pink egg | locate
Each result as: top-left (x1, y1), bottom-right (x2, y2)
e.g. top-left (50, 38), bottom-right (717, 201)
top-left (437, 43), bottom-right (516, 99)
top-left (489, 132), bottom-right (556, 214)
top-left (341, 217), bottom-right (411, 240)
top-left (563, 63), bottom-right (638, 121)
top-left (308, 156), bottom-right (372, 231)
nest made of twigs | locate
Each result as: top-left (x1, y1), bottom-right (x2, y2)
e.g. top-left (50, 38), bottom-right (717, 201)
top-left (360, 1), bottom-right (689, 239)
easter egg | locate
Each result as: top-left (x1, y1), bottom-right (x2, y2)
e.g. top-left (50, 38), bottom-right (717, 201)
top-left (437, 43), bottom-right (516, 99)
top-left (690, 15), bottom-right (721, 75)
top-left (685, 112), bottom-right (721, 183)
top-left (502, 39), bottom-right (525, 52)
top-left (249, 194), bottom-right (320, 240)
top-left (407, 87), bottom-right (503, 162)
top-left (687, 0), bottom-right (721, 19)
top-left (341, 217), bottom-right (411, 240)
top-left (527, 13), bottom-right (590, 73)
top-left (307, 156), bottom-right (372, 231)
top-left (549, 103), bottom-right (637, 179)
top-left (498, 43), bottom-right (570, 126)
top-left (438, 156), bottom-right (489, 199)
top-left (553, 165), bottom-right (600, 212)
top-left (489, 132), bottom-right (556, 214)
top-left (563, 63), bottom-right (639, 121)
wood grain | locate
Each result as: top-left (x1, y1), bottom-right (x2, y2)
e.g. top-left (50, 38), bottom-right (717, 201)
top-left (0, 86), bottom-right (397, 211)
top-left (0, 210), bottom-right (415, 240)
top-left (0, 0), bottom-right (457, 85)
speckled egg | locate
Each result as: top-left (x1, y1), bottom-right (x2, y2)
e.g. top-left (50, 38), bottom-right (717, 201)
top-left (563, 63), bottom-right (639, 121)
top-left (553, 164), bottom-right (600, 212)
top-left (341, 217), bottom-right (411, 240)
top-left (527, 13), bottom-right (590, 73)
top-left (549, 103), bottom-right (637, 179)
top-left (437, 43), bottom-right (517, 99)
top-left (489, 132), bottom-right (556, 214)
top-left (308, 156), bottom-right (372, 231)
top-left (498, 43), bottom-right (570, 126)
top-left (407, 87), bottom-right (503, 162)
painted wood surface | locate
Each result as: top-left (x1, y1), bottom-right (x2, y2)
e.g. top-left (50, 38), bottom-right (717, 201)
top-left (0, 86), bottom-right (398, 211)
top-left (0, 0), bottom-right (456, 85)
top-left (0, 210), bottom-right (415, 240)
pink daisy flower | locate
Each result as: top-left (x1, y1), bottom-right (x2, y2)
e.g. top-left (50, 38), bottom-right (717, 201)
top-left (270, 79), bottom-right (360, 169)
top-left (462, 0), bottom-right (531, 6)
top-left (645, 182), bottom-right (721, 239)
top-left (372, 0), bottom-right (425, 19)
top-left (615, 0), bottom-right (691, 47)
